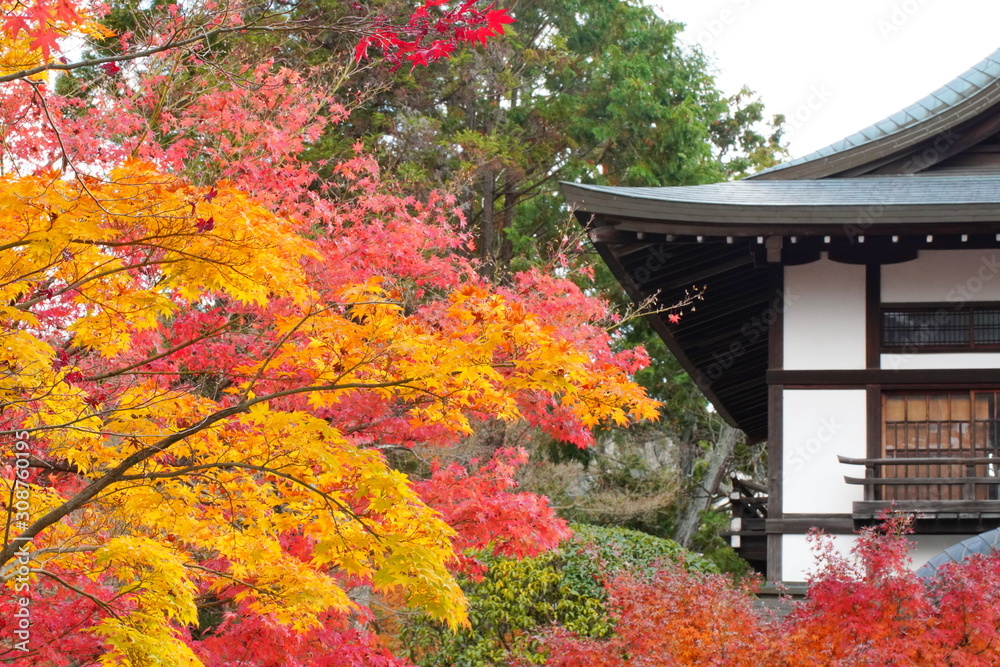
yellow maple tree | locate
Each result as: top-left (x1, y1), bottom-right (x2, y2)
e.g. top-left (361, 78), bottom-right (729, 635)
top-left (0, 161), bottom-right (658, 664)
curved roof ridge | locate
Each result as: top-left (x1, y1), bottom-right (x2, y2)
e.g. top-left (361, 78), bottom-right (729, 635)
top-left (561, 175), bottom-right (1000, 228)
top-left (751, 47), bottom-right (1000, 180)
top-left (566, 173), bottom-right (1000, 207)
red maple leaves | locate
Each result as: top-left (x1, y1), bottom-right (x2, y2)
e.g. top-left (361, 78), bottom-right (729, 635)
top-left (535, 516), bottom-right (1000, 666)
top-left (414, 448), bottom-right (571, 577)
top-left (3, 0), bottom-right (83, 60)
top-left (100, 61), bottom-right (122, 76)
top-left (463, 8), bottom-right (515, 45)
top-left (355, 1), bottom-right (515, 69)
top-left (0, 1), bottom-right (647, 663)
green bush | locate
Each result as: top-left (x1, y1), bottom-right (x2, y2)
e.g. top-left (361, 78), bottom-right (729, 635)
top-left (690, 510), bottom-right (752, 578)
top-left (398, 524), bottom-right (715, 666)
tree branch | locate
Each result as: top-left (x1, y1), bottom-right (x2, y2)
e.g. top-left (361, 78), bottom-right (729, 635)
top-left (0, 377), bottom-right (423, 566)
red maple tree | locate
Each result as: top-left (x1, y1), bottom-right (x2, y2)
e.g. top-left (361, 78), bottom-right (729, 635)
top-left (0, 1), bottom-right (669, 664)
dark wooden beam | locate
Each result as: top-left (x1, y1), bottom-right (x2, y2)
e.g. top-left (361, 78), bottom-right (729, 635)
top-left (866, 387), bottom-right (881, 502)
top-left (768, 369), bottom-right (1000, 386)
top-left (846, 476), bottom-right (1000, 486)
top-left (766, 516), bottom-right (855, 534)
top-left (854, 500), bottom-right (1000, 515)
top-left (840, 455), bottom-right (1000, 466)
top-left (866, 265), bottom-right (880, 369)
top-left (766, 379), bottom-right (783, 583)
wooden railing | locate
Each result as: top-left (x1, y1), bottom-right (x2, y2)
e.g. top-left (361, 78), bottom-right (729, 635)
top-left (839, 454), bottom-right (1000, 514)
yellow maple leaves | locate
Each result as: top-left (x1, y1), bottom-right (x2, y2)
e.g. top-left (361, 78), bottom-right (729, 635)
top-left (0, 162), bottom-right (659, 664)
top-left (1, 162), bottom-right (315, 340)
top-left (90, 537), bottom-right (202, 666)
top-left (0, 0), bottom-right (114, 78)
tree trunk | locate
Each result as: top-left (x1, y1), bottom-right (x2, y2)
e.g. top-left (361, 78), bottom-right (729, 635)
top-left (498, 172), bottom-right (517, 269)
top-left (497, 87), bottom-right (518, 271)
top-left (675, 423), bottom-right (741, 548)
top-left (480, 170), bottom-right (496, 271)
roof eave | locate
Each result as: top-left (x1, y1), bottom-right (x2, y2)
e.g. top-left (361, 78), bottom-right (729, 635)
top-left (563, 184), bottom-right (1000, 236)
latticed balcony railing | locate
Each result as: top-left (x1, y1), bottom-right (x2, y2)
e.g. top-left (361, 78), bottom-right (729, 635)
top-left (839, 454), bottom-right (1000, 520)
top-left (840, 391), bottom-right (1000, 517)
top-left (840, 454), bottom-right (1000, 500)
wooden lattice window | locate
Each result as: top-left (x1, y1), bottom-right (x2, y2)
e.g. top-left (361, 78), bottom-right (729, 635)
top-left (881, 392), bottom-right (1000, 501)
top-left (882, 305), bottom-right (1000, 351)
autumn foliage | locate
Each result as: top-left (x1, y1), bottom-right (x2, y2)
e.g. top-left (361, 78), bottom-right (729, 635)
top-left (773, 517), bottom-right (1000, 666)
top-left (538, 566), bottom-right (766, 667)
top-left (413, 448), bottom-right (572, 579)
top-left (0, 0), bottom-right (665, 664)
top-left (354, 0), bottom-right (515, 67)
top-left (529, 518), bottom-right (1000, 667)
top-left (7, 1), bottom-right (1000, 665)
top-left (399, 525), bottom-right (716, 666)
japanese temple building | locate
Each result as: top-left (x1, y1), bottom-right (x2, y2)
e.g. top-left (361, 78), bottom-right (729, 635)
top-left (563, 48), bottom-right (1000, 584)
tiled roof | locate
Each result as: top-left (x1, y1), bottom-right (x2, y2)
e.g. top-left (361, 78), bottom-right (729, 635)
top-left (567, 174), bottom-right (1000, 208)
top-left (754, 48), bottom-right (1000, 178)
top-left (562, 174), bottom-right (1000, 230)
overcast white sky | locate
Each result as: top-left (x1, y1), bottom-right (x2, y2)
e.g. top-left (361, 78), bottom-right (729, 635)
top-left (654, 1), bottom-right (1000, 160)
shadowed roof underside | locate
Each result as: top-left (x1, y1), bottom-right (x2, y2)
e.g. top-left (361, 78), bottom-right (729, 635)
top-left (566, 47), bottom-right (1000, 439)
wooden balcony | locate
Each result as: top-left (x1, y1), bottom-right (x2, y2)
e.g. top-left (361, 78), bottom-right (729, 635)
top-left (728, 477), bottom-right (767, 574)
top-left (839, 455), bottom-right (1000, 529)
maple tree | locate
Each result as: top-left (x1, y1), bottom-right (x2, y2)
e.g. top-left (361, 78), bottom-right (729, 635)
top-left (330, 0), bottom-right (779, 556)
top-left (0, 0), bottom-right (515, 82)
top-left (412, 447), bottom-right (572, 579)
top-left (531, 517), bottom-right (1000, 667)
top-left (774, 517), bottom-right (1000, 666)
top-left (0, 0), bottom-right (667, 664)
top-left (338, 0), bottom-right (783, 270)
top-left (10, 2), bottom-right (1000, 664)
top-left (353, 0), bottom-right (515, 68)
top-left (535, 564), bottom-right (768, 667)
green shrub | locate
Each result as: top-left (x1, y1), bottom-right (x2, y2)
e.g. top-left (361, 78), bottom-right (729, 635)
top-left (398, 524), bottom-right (715, 666)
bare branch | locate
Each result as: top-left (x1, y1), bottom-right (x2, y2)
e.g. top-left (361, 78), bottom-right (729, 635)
top-left (34, 569), bottom-right (120, 617)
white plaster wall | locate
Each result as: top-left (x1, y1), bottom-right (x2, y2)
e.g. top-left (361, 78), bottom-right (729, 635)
top-left (881, 352), bottom-right (1000, 370)
top-left (783, 533), bottom-right (857, 583)
top-left (782, 389), bottom-right (867, 515)
top-left (784, 259), bottom-right (866, 370)
top-left (783, 534), bottom-right (978, 584)
top-left (882, 249), bottom-right (1000, 303)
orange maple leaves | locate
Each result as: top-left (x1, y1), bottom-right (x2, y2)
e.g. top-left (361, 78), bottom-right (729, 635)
top-left (0, 154), bottom-right (659, 662)
top-left (0, 0), bottom-right (660, 662)
top-left (536, 518), bottom-right (1000, 667)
